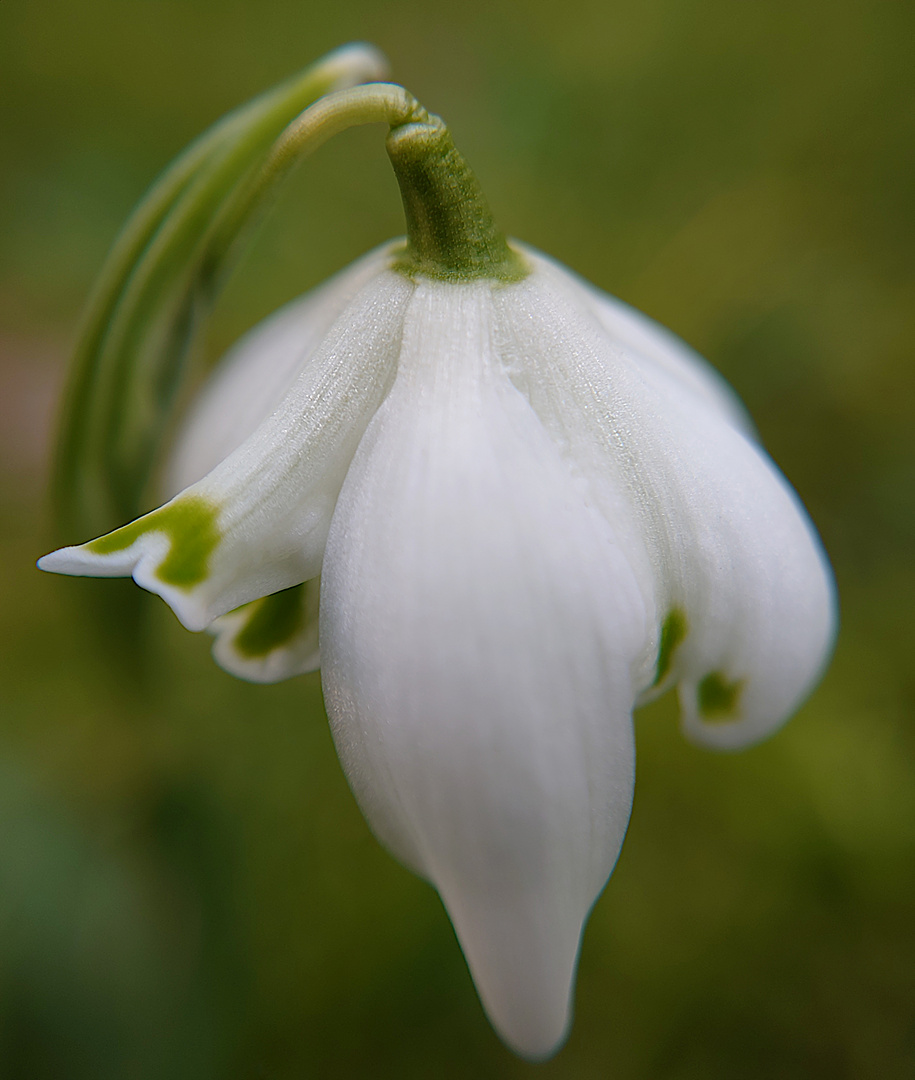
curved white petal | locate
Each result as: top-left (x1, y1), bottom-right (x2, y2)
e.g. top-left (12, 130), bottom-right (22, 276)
top-left (209, 578), bottom-right (320, 683)
top-left (167, 242), bottom-right (402, 491)
top-left (40, 268), bottom-right (414, 631)
top-left (517, 245), bottom-right (754, 434)
top-left (320, 281), bottom-right (650, 1060)
top-left (494, 255), bottom-right (836, 749)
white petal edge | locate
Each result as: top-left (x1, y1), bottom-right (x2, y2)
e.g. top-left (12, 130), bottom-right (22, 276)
top-left (320, 281), bottom-right (651, 1060)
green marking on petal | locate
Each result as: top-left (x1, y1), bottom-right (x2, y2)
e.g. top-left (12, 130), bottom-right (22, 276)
top-left (652, 607), bottom-right (688, 687)
top-left (697, 672), bottom-right (744, 721)
top-left (233, 584), bottom-right (306, 658)
top-left (87, 495), bottom-right (220, 589)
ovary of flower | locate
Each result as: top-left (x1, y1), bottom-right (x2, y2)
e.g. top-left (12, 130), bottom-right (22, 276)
top-left (39, 90), bottom-right (836, 1062)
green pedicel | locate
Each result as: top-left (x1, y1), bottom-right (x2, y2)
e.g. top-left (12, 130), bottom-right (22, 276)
top-left (386, 120), bottom-right (528, 284)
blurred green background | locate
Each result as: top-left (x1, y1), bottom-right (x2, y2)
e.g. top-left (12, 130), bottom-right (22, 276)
top-left (2, 0), bottom-right (913, 1077)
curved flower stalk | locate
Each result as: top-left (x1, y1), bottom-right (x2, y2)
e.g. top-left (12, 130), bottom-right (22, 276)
top-left (39, 59), bottom-right (836, 1061)
top-left (55, 42), bottom-right (389, 542)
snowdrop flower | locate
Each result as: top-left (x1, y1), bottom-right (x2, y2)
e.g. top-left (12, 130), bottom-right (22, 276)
top-left (39, 73), bottom-right (836, 1060)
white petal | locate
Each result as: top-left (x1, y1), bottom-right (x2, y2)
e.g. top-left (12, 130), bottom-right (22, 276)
top-left (167, 242), bottom-right (401, 492)
top-left (494, 254), bottom-right (836, 749)
top-left (517, 245), bottom-right (753, 433)
top-left (320, 281), bottom-right (650, 1060)
top-left (40, 268), bottom-right (414, 631)
top-left (208, 578), bottom-right (320, 683)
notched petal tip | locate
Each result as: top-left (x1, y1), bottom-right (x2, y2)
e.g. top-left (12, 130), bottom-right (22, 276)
top-left (210, 579), bottom-right (321, 683)
top-left (678, 670), bottom-right (754, 750)
top-left (38, 494), bottom-right (223, 632)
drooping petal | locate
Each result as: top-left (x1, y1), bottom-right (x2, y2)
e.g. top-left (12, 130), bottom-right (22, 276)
top-left (39, 268), bottom-right (414, 630)
top-left (320, 280), bottom-right (652, 1060)
top-left (494, 251), bottom-right (836, 749)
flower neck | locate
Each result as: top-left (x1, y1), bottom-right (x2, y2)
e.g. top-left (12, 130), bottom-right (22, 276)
top-left (386, 119), bottom-right (528, 283)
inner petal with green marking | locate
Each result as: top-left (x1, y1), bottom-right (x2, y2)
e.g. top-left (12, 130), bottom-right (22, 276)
top-left (697, 671), bottom-right (744, 721)
top-left (87, 494), bottom-right (221, 589)
top-left (210, 579), bottom-right (321, 683)
top-left (652, 607), bottom-right (688, 687)
top-left (233, 583), bottom-right (307, 658)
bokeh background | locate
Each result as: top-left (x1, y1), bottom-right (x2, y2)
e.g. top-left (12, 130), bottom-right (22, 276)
top-left (2, 1), bottom-right (913, 1077)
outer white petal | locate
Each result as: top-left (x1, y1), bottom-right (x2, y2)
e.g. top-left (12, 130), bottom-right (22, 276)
top-left (518, 245), bottom-right (753, 434)
top-left (167, 242), bottom-right (402, 492)
top-left (494, 253), bottom-right (836, 749)
top-left (320, 281), bottom-right (651, 1060)
top-left (39, 267), bottom-right (414, 631)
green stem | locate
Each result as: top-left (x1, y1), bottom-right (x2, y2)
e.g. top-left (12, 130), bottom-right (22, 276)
top-left (387, 120), bottom-right (527, 281)
top-left (202, 84), bottom-right (430, 267)
top-left (209, 83), bottom-right (528, 284)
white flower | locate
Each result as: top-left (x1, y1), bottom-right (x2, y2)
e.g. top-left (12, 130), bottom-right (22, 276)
top-left (39, 106), bottom-right (835, 1060)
